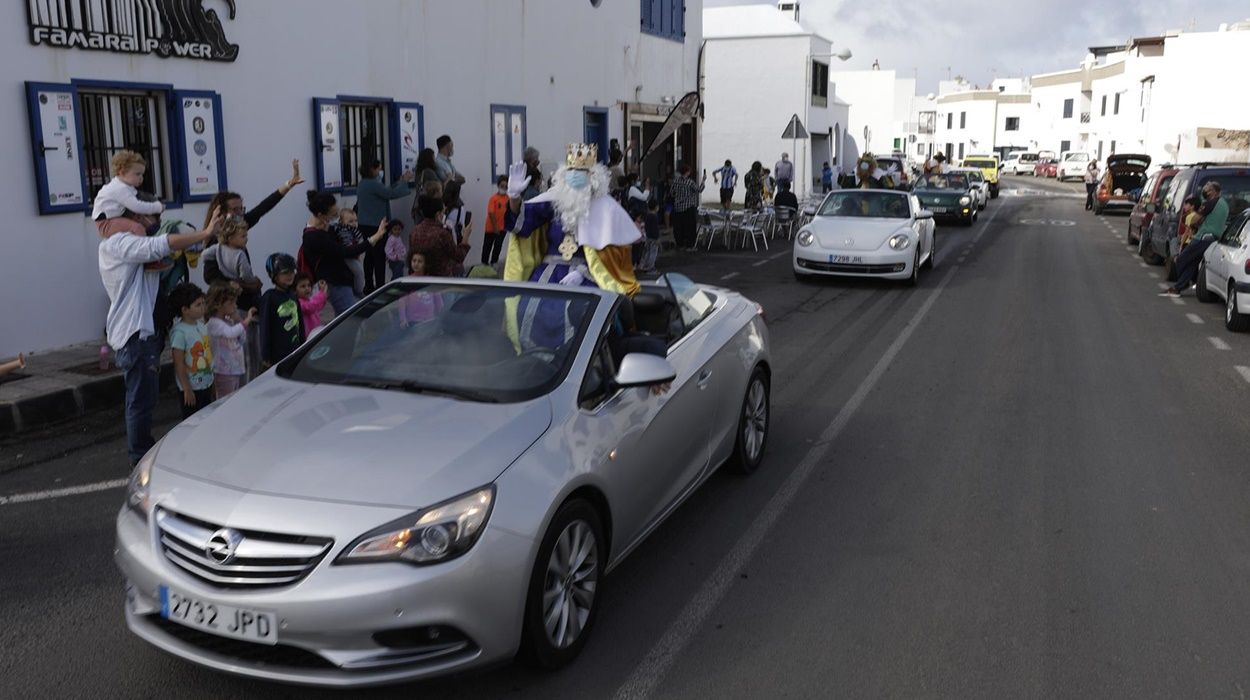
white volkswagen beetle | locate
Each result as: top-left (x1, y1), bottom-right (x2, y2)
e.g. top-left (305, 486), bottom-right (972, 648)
top-left (793, 189), bottom-right (937, 286)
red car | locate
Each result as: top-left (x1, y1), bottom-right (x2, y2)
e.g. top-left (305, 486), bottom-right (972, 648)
top-left (1094, 154), bottom-right (1151, 214)
top-left (1033, 158), bottom-right (1058, 178)
top-left (1127, 166), bottom-right (1178, 246)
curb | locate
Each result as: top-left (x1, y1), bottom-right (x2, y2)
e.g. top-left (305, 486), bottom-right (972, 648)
top-left (0, 361), bottom-right (174, 437)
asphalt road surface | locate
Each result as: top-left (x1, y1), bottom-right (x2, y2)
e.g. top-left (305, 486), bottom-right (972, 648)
top-left (5, 175), bottom-right (1250, 698)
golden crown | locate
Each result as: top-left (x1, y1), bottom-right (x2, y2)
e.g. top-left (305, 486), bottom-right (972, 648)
top-left (565, 143), bottom-right (598, 169)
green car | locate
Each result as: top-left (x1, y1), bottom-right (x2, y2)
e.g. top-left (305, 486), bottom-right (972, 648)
top-left (913, 172), bottom-right (979, 226)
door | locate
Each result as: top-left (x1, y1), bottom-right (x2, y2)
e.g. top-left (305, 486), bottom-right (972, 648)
top-left (489, 104), bottom-right (526, 182)
top-left (583, 108), bottom-right (609, 165)
top-left (1210, 215), bottom-right (1250, 290)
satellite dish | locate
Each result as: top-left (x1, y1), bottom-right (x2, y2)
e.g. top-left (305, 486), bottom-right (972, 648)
top-left (835, 48), bottom-right (853, 61)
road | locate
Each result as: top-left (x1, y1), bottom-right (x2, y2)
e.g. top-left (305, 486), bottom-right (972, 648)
top-left (5, 175), bottom-right (1250, 698)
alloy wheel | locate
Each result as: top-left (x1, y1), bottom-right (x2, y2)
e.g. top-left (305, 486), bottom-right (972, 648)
top-left (743, 378), bottom-right (768, 463)
top-left (542, 520), bottom-right (599, 650)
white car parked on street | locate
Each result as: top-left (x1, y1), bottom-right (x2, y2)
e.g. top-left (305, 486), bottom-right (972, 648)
top-left (1002, 151), bottom-right (1038, 175)
top-left (1058, 151), bottom-right (1092, 182)
top-left (794, 189), bottom-right (937, 286)
top-left (1196, 208), bottom-right (1250, 331)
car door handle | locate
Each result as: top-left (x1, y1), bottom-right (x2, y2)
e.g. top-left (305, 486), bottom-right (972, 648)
top-left (697, 369), bottom-right (713, 389)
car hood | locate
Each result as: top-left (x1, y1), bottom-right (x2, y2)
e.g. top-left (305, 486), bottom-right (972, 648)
top-left (811, 218), bottom-right (912, 250)
top-left (155, 375), bottom-right (553, 508)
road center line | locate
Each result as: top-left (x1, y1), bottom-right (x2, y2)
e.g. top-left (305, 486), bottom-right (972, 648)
top-left (0, 478), bottom-right (128, 506)
top-left (720, 271), bottom-right (740, 280)
top-left (1171, 297), bottom-right (1186, 305)
top-left (1186, 313), bottom-right (1205, 324)
top-left (613, 202), bottom-right (1005, 700)
top-left (1236, 366), bottom-right (1250, 384)
top-left (1209, 336), bottom-right (1232, 351)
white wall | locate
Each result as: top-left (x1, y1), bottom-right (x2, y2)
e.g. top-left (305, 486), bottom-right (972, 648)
top-left (829, 69), bottom-right (901, 157)
top-left (1, 0), bottom-right (701, 357)
top-left (1148, 29), bottom-right (1250, 165)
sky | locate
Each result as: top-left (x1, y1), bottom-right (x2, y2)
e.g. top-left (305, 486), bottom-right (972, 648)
top-left (704, 0), bottom-right (1250, 93)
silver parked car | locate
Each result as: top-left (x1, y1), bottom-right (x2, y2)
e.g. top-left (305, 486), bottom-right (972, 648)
top-left (115, 274), bottom-right (771, 687)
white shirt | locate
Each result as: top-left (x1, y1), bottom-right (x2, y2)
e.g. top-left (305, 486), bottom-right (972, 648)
top-left (91, 177), bottom-right (163, 220)
top-left (628, 185), bottom-right (651, 202)
top-left (98, 232), bottom-right (172, 350)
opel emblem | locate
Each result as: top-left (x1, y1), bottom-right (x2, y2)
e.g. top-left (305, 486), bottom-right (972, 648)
top-left (205, 528), bottom-right (243, 564)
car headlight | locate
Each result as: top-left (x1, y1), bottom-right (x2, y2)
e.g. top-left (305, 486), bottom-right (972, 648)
top-left (337, 486), bottom-right (495, 566)
top-left (959, 196), bottom-right (971, 205)
top-left (126, 441), bottom-right (159, 518)
top-left (797, 230), bottom-right (815, 247)
top-left (888, 233), bottom-right (912, 250)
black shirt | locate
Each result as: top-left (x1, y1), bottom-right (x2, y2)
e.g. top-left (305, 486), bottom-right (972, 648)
top-left (302, 226), bottom-right (371, 287)
top-left (258, 287), bottom-right (303, 365)
top-left (774, 191), bottom-right (799, 210)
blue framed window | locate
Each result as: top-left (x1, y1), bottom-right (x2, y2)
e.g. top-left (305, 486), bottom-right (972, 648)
top-left (312, 96), bottom-right (423, 193)
top-left (641, 0), bottom-right (685, 42)
top-left (583, 107), bottom-right (610, 165)
top-left (489, 104), bottom-right (527, 183)
top-left (24, 79), bottom-right (226, 215)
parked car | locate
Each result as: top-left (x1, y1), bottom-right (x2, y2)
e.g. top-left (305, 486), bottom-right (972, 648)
top-left (912, 171), bottom-right (978, 226)
top-left (1127, 166), bottom-right (1178, 246)
top-left (1197, 209), bottom-right (1250, 331)
top-left (1033, 157), bottom-right (1059, 178)
top-left (793, 189), bottom-right (936, 286)
top-left (1002, 151), bottom-right (1039, 175)
top-left (961, 154), bottom-right (1001, 198)
top-left (1057, 151), bottom-right (1091, 182)
top-left (950, 167), bottom-right (989, 210)
top-left (1094, 154), bottom-right (1151, 215)
top-left (115, 275), bottom-right (772, 687)
top-left (875, 156), bottom-right (912, 191)
top-left (1142, 163), bottom-right (1250, 278)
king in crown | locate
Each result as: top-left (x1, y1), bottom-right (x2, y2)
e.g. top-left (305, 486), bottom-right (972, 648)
top-left (502, 142), bottom-right (643, 349)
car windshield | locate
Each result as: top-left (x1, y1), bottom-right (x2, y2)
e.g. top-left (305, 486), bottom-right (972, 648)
top-left (918, 174), bottom-right (970, 190)
top-left (960, 171), bottom-right (984, 182)
top-left (277, 283), bottom-right (598, 403)
top-left (963, 159), bottom-right (995, 168)
top-left (817, 191), bottom-right (911, 218)
top-left (1064, 153), bottom-right (1088, 162)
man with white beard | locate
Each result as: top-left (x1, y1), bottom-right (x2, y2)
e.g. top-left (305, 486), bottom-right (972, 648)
top-left (503, 143), bottom-right (642, 349)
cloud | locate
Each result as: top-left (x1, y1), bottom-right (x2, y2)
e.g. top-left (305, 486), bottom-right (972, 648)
top-left (705, 0), bottom-right (1249, 91)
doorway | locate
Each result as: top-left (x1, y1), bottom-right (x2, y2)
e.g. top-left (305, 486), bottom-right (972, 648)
top-left (583, 108), bottom-right (609, 164)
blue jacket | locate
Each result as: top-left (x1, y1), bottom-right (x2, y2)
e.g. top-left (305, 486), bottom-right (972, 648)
top-left (355, 176), bottom-right (411, 227)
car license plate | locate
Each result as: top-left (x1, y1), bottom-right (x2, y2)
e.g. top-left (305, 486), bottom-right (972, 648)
top-left (829, 254), bottom-right (862, 264)
top-left (160, 585), bottom-right (277, 646)
top-left (930, 207), bottom-right (948, 213)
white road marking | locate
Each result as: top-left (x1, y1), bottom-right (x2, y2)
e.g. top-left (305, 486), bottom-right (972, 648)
top-left (1210, 336), bottom-right (1232, 351)
top-left (1158, 283), bottom-right (1170, 290)
top-left (720, 272), bottom-right (740, 280)
top-left (1171, 297), bottom-right (1186, 306)
top-left (0, 479), bottom-right (128, 506)
top-left (1138, 262), bottom-right (1149, 268)
top-left (1147, 272), bottom-right (1159, 278)
top-left (767, 250), bottom-right (790, 261)
top-left (1236, 366), bottom-right (1250, 384)
top-left (1187, 313), bottom-right (1204, 324)
top-left (612, 202), bottom-right (1006, 700)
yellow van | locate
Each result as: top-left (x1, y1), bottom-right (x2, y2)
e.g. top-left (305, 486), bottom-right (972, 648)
top-left (961, 155), bottom-right (1001, 198)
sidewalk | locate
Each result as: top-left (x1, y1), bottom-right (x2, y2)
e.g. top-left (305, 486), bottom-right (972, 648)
top-left (0, 342), bottom-right (173, 436)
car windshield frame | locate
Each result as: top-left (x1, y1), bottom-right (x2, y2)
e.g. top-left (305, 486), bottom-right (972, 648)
top-left (916, 174), bottom-right (970, 191)
top-left (962, 159), bottom-right (996, 169)
top-left (816, 190), bottom-right (913, 219)
top-left (275, 281), bottom-right (601, 404)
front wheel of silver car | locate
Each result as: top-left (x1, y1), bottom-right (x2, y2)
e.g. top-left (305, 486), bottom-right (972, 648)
top-left (727, 367), bottom-right (770, 475)
top-left (520, 500), bottom-right (605, 669)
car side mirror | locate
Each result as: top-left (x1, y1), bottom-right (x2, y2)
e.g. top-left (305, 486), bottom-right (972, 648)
top-left (614, 353), bottom-right (676, 389)
top-left (916, 210), bottom-right (934, 220)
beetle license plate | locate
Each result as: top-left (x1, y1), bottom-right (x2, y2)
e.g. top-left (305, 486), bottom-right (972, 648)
top-left (930, 207), bottom-right (948, 213)
top-left (160, 585), bottom-right (277, 645)
top-left (829, 254), bottom-right (863, 264)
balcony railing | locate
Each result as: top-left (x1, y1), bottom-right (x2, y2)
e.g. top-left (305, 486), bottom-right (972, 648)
top-left (1080, 112), bottom-right (1091, 123)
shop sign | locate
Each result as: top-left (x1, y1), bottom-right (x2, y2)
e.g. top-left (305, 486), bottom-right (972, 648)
top-left (27, 0), bottom-right (240, 62)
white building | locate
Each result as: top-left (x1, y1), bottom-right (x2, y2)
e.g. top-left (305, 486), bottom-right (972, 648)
top-left (5, 0), bottom-right (702, 358)
top-left (701, 2), bottom-right (848, 199)
top-left (828, 69), bottom-right (916, 164)
top-left (931, 81), bottom-right (1033, 163)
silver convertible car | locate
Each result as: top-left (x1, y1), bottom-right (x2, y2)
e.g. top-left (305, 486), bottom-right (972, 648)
top-left (115, 273), bottom-right (771, 687)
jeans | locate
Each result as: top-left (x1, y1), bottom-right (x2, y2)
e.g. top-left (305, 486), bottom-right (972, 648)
top-left (481, 232), bottom-right (505, 265)
top-left (114, 332), bottom-right (162, 465)
top-left (327, 284), bottom-right (359, 317)
top-left (1173, 238), bottom-right (1215, 290)
top-left (639, 239), bottom-right (660, 271)
top-left (360, 225), bottom-right (385, 293)
top-left (1085, 183), bottom-right (1096, 210)
top-left (388, 259), bottom-right (407, 281)
top-left (673, 208), bottom-right (698, 248)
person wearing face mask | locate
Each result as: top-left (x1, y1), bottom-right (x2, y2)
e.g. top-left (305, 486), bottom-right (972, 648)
top-left (300, 191), bottom-right (389, 316)
top-left (484, 175), bottom-right (511, 266)
top-left (502, 143), bottom-right (642, 349)
top-left (354, 160), bottom-right (414, 294)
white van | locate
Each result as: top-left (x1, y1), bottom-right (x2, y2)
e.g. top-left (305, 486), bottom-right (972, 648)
top-left (1002, 152), bottom-right (1039, 175)
top-left (1058, 151), bottom-right (1091, 182)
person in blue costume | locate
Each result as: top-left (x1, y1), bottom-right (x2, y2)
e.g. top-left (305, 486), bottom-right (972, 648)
top-left (503, 143), bottom-right (641, 350)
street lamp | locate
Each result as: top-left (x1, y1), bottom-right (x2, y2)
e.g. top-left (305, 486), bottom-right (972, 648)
top-left (803, 48), bottom-right (853, 198)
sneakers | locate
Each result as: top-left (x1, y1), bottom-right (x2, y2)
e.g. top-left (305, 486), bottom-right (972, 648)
top-left (1158, 287), bottom-right (1181, 298)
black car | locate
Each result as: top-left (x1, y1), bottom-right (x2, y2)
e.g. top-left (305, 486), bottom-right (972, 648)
top-left (1141, 163), bottom-right (1250, 279)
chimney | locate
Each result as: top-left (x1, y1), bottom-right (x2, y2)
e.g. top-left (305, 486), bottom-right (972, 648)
top-left (777, 1), bottom-right (800, 22)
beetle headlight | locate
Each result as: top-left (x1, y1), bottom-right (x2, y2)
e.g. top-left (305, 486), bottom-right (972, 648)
top-left (888, 233), bottom-right (912, 250)
top-left (959, 196), bottom-right (971, 205)
top-left (337, 486), bottom-right (495, 566)
top-left (797, 230), bottom-right (815, 247)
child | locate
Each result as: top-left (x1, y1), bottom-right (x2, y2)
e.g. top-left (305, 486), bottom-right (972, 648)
top-left (333, 209), bottom-right (366, 297)
top-left (484, 175), bottom-right (510, 266)
top-left (0, 353), bottom-right (25, 377)
top-left (92, 150), bottom-right (164, 238)
top-left (205, 282), bottom-right (256, 400)
top-left (294, 272), bottom-right (330, 334)
top-left (258, 253), bottom-right (304, 368)
top-left (637, 200), bottom-right (662, 273)
top-left (398, 251), bottom-right (443, 326)
top-left (384, 219), bottom-right (408, 281)
top-left (167, 283), bottom-right (215, 418)
top-left (208, 218), bottom-right (263, 309)
top-left (1179, 194), bottom-right (1203, 250)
